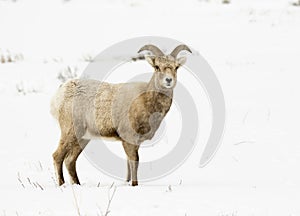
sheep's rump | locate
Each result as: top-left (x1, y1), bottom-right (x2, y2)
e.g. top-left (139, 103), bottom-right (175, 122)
top-left (50, 84), bottom-right (66, 120)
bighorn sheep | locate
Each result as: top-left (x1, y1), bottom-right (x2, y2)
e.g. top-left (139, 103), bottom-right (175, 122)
top-left (51, 44), bottom-right (192, 186)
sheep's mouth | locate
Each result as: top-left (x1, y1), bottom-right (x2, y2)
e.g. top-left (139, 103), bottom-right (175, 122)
top-left (164, 83), bottom-right (173, 89)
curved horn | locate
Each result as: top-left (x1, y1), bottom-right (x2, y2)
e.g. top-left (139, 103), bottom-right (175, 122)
top-left (170, 44), bottom-right (192, 58)
top-left (138, 44), bottom-right (164, 56)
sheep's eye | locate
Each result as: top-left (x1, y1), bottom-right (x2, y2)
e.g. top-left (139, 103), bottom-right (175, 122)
top-left (154, 66), bottom-right (160, 71)
top-left (175, 66), bottom-right (179, 70)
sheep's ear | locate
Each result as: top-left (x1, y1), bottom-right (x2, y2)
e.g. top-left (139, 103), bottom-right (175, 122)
top-left (146, 56), bottom-right (155, 66)
top-left (177, 56), bottom-right (187, 66)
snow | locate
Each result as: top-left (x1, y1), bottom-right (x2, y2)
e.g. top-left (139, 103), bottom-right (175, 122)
top-left (0, 0), bottom-right (300, 215)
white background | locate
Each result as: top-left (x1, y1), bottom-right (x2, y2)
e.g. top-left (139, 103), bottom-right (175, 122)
top-left (0, 0), bottom-right (300, 215)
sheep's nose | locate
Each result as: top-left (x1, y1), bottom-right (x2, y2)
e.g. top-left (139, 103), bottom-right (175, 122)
top-left (166, 78), bottom-right (172, 83)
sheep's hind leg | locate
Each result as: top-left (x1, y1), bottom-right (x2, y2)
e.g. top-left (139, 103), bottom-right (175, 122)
top-left (52, 139), bottom-right (68, 186)
top-left (64, 139), bottom-right (90, 185)
top-left (122, 141), bottom-right (139, 186)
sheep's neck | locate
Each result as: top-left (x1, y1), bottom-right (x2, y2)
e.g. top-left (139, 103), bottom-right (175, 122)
top-left (128, 76), bottom-right (173, 138)
top-left (144, 75), bottom-right (173, 115)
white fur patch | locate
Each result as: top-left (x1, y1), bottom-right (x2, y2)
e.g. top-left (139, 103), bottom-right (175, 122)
top-left (82, 130), bottom-right (118, 141)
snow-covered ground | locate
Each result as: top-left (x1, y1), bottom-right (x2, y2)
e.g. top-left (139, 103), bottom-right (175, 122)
top-left (1, 0), bottom-right (300, 215)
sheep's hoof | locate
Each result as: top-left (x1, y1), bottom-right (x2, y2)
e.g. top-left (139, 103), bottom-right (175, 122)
top-left (71, 178), bottom-right (81, 185)
top-left (71, 181), bottom-right (81, 185)
top-left (131, 180), bottom-right (138, 186)
top-left (58, 179), bottom-right (65, 186)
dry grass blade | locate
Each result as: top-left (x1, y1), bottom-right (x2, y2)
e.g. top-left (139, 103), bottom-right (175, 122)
top-left (103, 185), bottom-right (117, 216)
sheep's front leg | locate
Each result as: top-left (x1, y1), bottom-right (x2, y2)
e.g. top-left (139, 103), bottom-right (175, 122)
top-left (122, 141), bottom-right (139, 186)
top-left (130, 157), bottom-right (139, 186)
top-left (126, 159), bottom-right (131, 182)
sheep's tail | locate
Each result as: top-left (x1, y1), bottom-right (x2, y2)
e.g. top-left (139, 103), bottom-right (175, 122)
top-left (50, 84), bottom-right (65, 120)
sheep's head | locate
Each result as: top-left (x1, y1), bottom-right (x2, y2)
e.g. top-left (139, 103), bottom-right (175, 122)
top-left (138, 44), bottom-right (192, 90)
